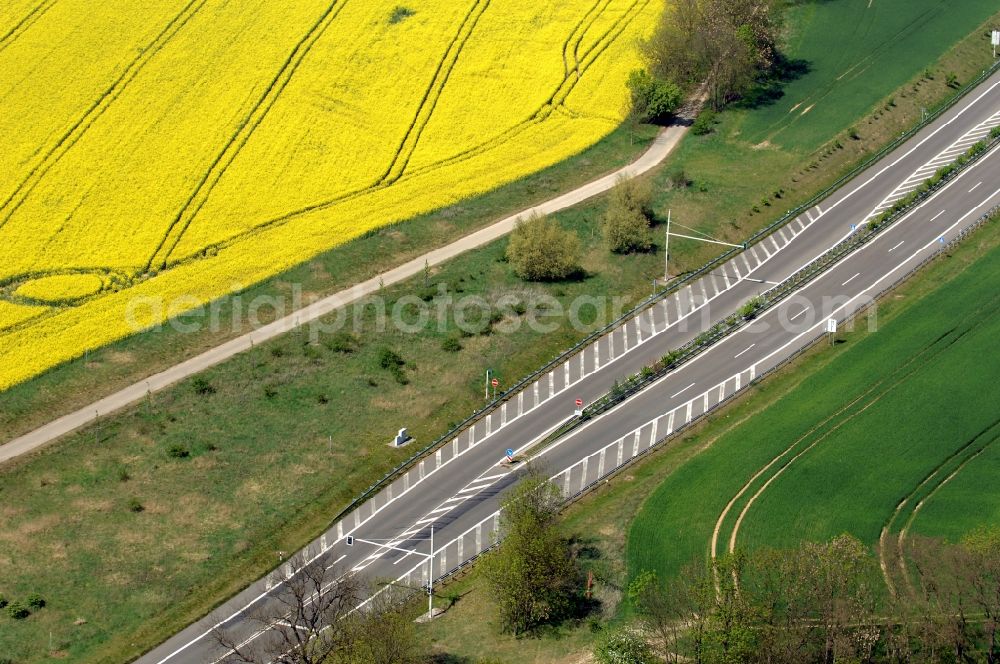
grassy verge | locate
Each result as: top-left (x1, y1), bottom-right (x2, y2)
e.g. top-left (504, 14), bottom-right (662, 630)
top-left (2, 4), bottom-right (999, 663)
top-left (417, 207), bottom-right (1000, 664)
top-left (0, 122), bottom-right (659, 444)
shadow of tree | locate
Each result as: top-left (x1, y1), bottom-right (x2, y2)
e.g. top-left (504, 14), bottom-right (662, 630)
top-left (736, 55), bottom-right (813, 110)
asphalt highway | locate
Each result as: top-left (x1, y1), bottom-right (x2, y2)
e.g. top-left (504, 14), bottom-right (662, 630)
top-left (140, 69), bottom-right (1000, 664)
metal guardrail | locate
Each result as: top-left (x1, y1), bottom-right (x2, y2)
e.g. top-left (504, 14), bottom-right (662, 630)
top-left (327, 59), bottom-right (1000, 532)
top-left (546, 135), bottom-right (1000, 441)
top-left (429, 204), bottom-right (1000, 596)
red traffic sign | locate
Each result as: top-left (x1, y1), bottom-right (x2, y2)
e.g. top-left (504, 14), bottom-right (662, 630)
top-left (575, 398), bottom-right (583, 407)
top-left (491, 378), bottom-right (499, 387)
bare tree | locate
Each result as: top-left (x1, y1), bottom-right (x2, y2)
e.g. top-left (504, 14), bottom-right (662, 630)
top-left (909, 535), bottom-right (978, 662)
top-left (211, 553), bottom-right (363, 664)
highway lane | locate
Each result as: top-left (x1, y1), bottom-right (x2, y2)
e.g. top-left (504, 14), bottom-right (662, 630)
top-left (140, 70), bottom-right (1000, 663)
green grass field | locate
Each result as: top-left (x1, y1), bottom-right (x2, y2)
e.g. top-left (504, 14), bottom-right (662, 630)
top-left (627, 229), bottom-right (1000, 590)
top-left (739, 0), bottom-right (999, 151)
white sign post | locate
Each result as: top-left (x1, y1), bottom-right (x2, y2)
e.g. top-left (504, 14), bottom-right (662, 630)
top-left (826, 318), bottom-right (837, 346)
top-left (992, 30), bottom-right (999, 58)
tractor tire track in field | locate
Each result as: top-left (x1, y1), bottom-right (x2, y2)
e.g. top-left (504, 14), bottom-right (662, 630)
top-left (711, 292), bottom-right (1000, 563)
top-left (0, 0), bottom-right (207, 231)
top-left (164, 0), bottom-right (646, 266)
top-left (0, 0), bottom-right (56, 53)
top-left (147, 0), bottom-right (351, 270)
top-left (403, 0), bottom-right (649, 177)
top-left (880, 420), bottom-right (1000, 598)
top-left (758, 4), bottom-right (942, 144)
top-left (562, 0), bottom-right (610, 77)
top-left (374, 0), bottom-right (492, 187)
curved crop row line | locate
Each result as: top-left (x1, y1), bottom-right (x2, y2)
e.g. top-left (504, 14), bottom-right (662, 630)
top-left (712, 305), bottom-right (990, 563)
top-left (156, 0), bottom-right (486, 269)
top-left (0, 0), bottom-right (208, 231)
top-left (562, 0), bottom-right (611, 77)
top-left (374, 0), bottom-right (493, 187)
top-left (148, 0), bottom-right (352, 270)
top-left (401, 0), bottom-right (649, 177)
top-left (0, 0), bottom-right (56, 54)
top-left (163, 0), bottom-right (646, 266)
top-left (885, 421), bottom-right (1000, 598)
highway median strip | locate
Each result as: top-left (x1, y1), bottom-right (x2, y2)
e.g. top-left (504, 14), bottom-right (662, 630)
top-left (535, 132), bottom-right (1000, 451)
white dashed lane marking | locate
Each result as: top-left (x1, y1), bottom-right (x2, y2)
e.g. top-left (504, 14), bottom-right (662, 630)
top-left (670, 382), bottom-right (696, 399)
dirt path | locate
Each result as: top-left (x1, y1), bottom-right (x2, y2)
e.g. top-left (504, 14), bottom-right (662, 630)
top-left (0, 116), bottom-right (696, 465)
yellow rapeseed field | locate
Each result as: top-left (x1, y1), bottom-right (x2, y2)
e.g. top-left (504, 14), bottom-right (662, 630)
top-left (0, 0), bottom-right (661, 389)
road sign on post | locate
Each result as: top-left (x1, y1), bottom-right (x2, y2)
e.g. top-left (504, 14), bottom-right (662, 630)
top-left (992, 29), bottom-right (999, 57)
top-left (827, 318), bottom-right (837, 346)
top-left (505, 448), bottom-right (514, 462)
top-left (574, 398), bottom-right (583, 417)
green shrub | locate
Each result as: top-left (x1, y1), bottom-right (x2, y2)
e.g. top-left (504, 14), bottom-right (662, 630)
top-left (626, 69), bottom-right (682, 123)
top-left (166, 444), bottom-right (189, 459)
top-left (26, 594), bottom-right (45, 610)
top-left (0, 595), bottom-right (7, 609)
top-left (378, 348), bottom-right (405, 370)
top-left (7, 601), bottom-right (29, 620)
top-left (668, 169), bottom-right (691, 189)
top-left (377, 348), bottom-right (409, 384)
top-left (740, 295), bottom-right (765, 319)
top-left (128, 498), bottom-right (144, 513)
top-left (192, 377), bottom-right (215, 396)
top-left (603, 177), bottom-right (652, 254)
top-left (690, 109), bottom-right (716, 135)
top-left (322, 331), bottom-right (359, 354)
top-left (593, 626), bottom-right (657, 664)
top-left (441, 337), bottom-right (462, 352)
top-left (506, 213), bottom-right (581, 281)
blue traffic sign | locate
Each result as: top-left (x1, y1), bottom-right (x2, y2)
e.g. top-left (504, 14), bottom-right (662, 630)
top-left (506, 448), bottom-right (514, 458)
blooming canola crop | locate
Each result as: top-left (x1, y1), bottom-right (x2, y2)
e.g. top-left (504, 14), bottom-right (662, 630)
top-left (0, 0), bottom-right (661, 389)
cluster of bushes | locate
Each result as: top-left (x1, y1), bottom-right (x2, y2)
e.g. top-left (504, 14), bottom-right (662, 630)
top-left (0, 593), bottom-right (45, 620)
top-left (377, 347), bottom-right (410, 385)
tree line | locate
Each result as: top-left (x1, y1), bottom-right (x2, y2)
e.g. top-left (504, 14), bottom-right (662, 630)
top-left (627, 532), bottom-right (1000, 663)
top-left (629, 0), bottom-right (788, 122)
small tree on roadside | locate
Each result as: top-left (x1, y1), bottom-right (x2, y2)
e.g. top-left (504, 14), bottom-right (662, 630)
top-left (603, 176), bottom-right (653, 254)
top-left (627, 69), bottom-right (683, 123)
top-left (480, 464), bottom-right (581, 635)
top-left (506, 213), bottom-right (581, 281)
